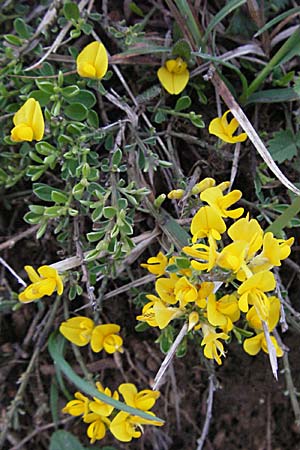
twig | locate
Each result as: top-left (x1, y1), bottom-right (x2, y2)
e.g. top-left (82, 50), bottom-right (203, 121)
top-left (229, 141), bottom-right (241, 189)
top-left (0, 257), bottom-right (26, 287)
top-left (282, 352), bottom-right (300, 426)
top-left (196, 374), bottom-right (216, 450)
top-left (152, 323), bottom-right (188, 391)
top-left (0, 225), bottom-right (40, 252)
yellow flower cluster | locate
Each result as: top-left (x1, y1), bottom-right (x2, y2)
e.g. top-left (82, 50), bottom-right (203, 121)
top-left (139, 178), bottom-right (293, 365)
top-left (62, 382), bottom-right (162, 443)
top-left (59, 317), bottom-right (123, 354)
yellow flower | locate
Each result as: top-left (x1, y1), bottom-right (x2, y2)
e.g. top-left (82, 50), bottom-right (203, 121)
top-left (209, 110), bottom-right (247, 143)
top-left (228, 214), bottom-right (263, 259)
top-left (188, 311), bottom-right (200, 331)
top-left (190, 205), bottom-right (226, 243)
top-left (167, 189), bottom-right (185, 200)
top-left (207, 293), bottom-right (240, 332)
top-left (200, 186), bottom-right (244, 219)
top-left (174, 276), bottom-right (198, 307)
top-left (110, 411), bottom-right (163, 442)
top-left (196, 282), bottom-right (215, 308)
top-left (246, 296), bottom-right (281, 332)
top-left (217, 241), bottom-right (248, 273)
top-left (19, 265), bottom-right (63, 303)
top-left (118, 383), bottom-right (160, 411)
top-left (62, 392), bottom-right (90, 418)
top-left (11, 98), bottom-right (44, 142)
top-left (136, 295), bottom-right (182, 329)
top-left (84, 413), bottom-right (111, 444)
top-left (243, 333), bottom-right (283, 357)
top-left (157, 57), bottom-right (189, 95)
top-left (201, 324), bottom-right (229, 365)
top-left (250, 232), bottom-right (294, 273)
top-left (89, 382), bottom-right (119, 417)
top-left (183, 243), bottom-right (216, 272)
top-left (155, 276), bottom-right (178, 304)
top-left (237, 271), bottom-right (276, 320)
top-left (191, 178), bottom-right (216, 195)
top-left (59, 316), bottom-right (95, 346)
top-left (91, 323), bottom-right (123, 353)
top-left (140, 251), bottom-right (168, 277)
top-left (76, 41), bottom-right (108, 79)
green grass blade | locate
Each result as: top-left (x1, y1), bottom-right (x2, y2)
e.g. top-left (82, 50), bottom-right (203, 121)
top-left (265, 196), bottom-right (300, 236)
top-left (203, 0), bottom-right (246, 43)
top-left (254, 7), bottom-right (300, 37)
top-left (246, 87), bottom-right (300, 104)
top-left (174, 0), bottom-right (203, 48)
top-left (48, 332), bottom-right (164, 424)
top-left (246, 26), bottom-right (300, 98)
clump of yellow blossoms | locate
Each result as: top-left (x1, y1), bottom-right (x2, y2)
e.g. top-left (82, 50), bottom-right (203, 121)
top-left (62, 382), bottom-right (162, 443)
top-left (138, 177), bottom-right (293, 366)
top-left (59, 317), bottom-right (123, 354)
top-left (19, 265), bottom-right (63, 303)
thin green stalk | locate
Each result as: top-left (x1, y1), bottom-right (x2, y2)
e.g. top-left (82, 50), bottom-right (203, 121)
top-left (246, 26), bottom-right (300, 98)
top-left (265, 196), bottom-right (300, 236)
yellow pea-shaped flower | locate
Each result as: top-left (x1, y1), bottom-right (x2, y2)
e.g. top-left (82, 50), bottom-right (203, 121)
top-left (76, 41), bottom-right (108, 79)
top-left (157, 57), bottom-right (189, 95)
top-left (11, 98), bottom-right (44, 142)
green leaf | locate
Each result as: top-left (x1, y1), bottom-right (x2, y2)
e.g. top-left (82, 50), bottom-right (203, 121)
top-left (112, 148), bottom-right (123, 166)
top-left (247, 88), bottom-right (300, 104)
top-left (87, 110), bottom-right (99, 128)
top-left (50, 379), bottom-right (59, 426)
top-left (14, 18), bottom-right (30, 39)
top-left (268, 130), bottom-right (298, 163)
top-left (172, 39), bottom-right (191, 61)
top-left (23, 211), bottom-right (42, 224)
top-left (48, 332), bottom-right (164, 423)
top-left (129, 2), bottom-right (144, 17)
top-left (175, 95), bottom-right (191, 112)
top-left (86, 230), bottom-right (106, 242)
top-left (35, 80), bottom-right (54, 94)
top-left (154, 110), bottom-right (166, 124)
top-left (103, 206), bottom-right (117, 219)
top-left (49, 430), bottom-right (85, 450)
top-left (33, 183), bottom-right (67, 202)
top-left (64, 103), bottom-right (88, 120)
top-left (265, 196), bottom-right (300, 236)
top-left (203, 0), bottom-right (246, 42)
top-left (254, 7), bottom-right (300, 38)
top-left (61, 85), bottom-right (80, 98)
top-left (63, 2), bottom-right (80, 21)
top-left (35, 141), bottom-right (56, 155)
top-left (66, 89), bottom-right (96, 108)
top-left (29, 90), bottom-right (51, 106)
top-left (51, 191), bottom-right (69, 203)
top-left (189, 112), bottom-right (205, 128)
top-left (4, 34), bottom-right (23, 46)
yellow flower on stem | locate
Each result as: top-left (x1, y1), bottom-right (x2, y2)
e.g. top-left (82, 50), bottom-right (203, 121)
top-left (11, 98), bottom-right (44, 142)
top-left (190, 205), bottom-right (226, 244)
top-left (76, 41), bottom-right (108, 79)
top-left (201, 324), bottom-right (229, 365)
top-left (84, 413), bottom-right (111, 444)
top-left (207, 293), bottom-right (240, 332)
top-left (246, 296), bottom-right (281, 332)
top-left (228, 214), bottom-right (263, 258)
top-left (140, 251), bottom-right (168, 277)
top-left (110, 411), bottom-right (163, 442)
top-left (200, 186), bottom-right (244, 219)
top-left (19, 265), bottom-right (63, 303)
top-left (91, 323), bottom-right (123, 353)
top-left (157, 57), bottom-right (189, 95)
top-left (118, 383), bottom-right (160, 411)
top-left (208, 110), bottom-right (247, 143)
top-left (217, 241), bottom-right (248, 273)
top-left (89, 382), bottom-right (119, 417)
top-left (136, 295), bottom-right (182, 329)
top-left (174, 276), bottom-right (198, 307)
top-left (196, 282), bottom-right (215, 308)
top-left (167, 189), bottom-right (185, 200)
top-left (62, 392), bottom-right (90, 418)
top-left (155, 275), bottom-right (178, 304)
top-left (183, 243), bottom-right (216, 272)
top-left (188, 311), bottom-right (200, 331)
top-left (250, 232), bottom-right (294, 273)
top-left (191, 177), bottom-right (216, 195)
top-left (243, 333), bottom-right (283, 357)
top-left (59, 316), bottom-right (95, 346)
top-left (237, 271), bottom-right (276, 320)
